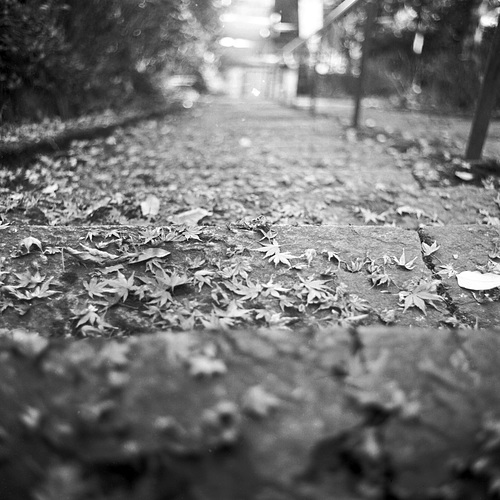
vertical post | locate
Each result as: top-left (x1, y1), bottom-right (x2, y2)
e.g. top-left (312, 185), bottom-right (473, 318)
top-left (352, 0), bottom-right (376, 128)
top-left (310, 67), bottom-right (318, 116)
top-left (465, 19), bottom-right (500, 161)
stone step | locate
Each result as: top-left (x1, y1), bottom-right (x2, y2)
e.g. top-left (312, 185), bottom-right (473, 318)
top-left (1, 326), bottom-right (499, 499)
top-left (1, 223), bottom-right (498, 335)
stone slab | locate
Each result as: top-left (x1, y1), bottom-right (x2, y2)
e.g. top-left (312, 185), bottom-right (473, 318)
top-left (421, 225), bottom-right (500, 328)
top-left (0, 224), bottom-right (448, 337)
top-left (1, 326), bottom-right (500, 499)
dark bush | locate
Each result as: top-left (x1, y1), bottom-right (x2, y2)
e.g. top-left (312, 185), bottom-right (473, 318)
top-left (0, 0), bottom-right (217, 122)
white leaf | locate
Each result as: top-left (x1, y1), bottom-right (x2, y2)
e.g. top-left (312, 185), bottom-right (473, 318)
top-left (129, 248), bottom-right (170, 264)
top-left (140, 194), bottom-right (160, 217)
top-left (170, 208), bottom-right (212, 225)
top-left (42, 183), bottom-right (59, 195)
top-left (20, 236), bottom-right (43, 252)
top-left (456, 271), bottom-right (500, 291)
top-left (242, 385), bottom-right (281, 418)
top-left (455, 171), bottom-right (474, 181)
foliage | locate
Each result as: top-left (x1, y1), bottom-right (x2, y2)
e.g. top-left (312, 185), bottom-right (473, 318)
top-left (0, 0), bottom-right (219, 120)
top-left (322, 0), bottom-right (499, 110)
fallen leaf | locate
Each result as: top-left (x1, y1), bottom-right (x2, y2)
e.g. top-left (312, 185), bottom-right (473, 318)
top-left (42, 183), bottom-right (59, 195)
top-left (421, 241), bottom-right (440, 256)
top-left (243, 385), bottom-right (281, 418)
top-left (456, 271), bottom-right (500, 291)
top-left (188, 355), bottom-right (227, 377)
top-left (129, 248), bottom-right (171, 264)
top-left (455, 171), bottom-right (474, 181)
top-left (19, 236), bottom-right (43, 254)
top-left (140, 194), bottom-right (161, 217)
top-left (170, 208), bottom-right (212, 225)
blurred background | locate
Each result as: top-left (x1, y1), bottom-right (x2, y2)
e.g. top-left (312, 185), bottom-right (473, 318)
top-left (1, 0), bottom-right (499, 122)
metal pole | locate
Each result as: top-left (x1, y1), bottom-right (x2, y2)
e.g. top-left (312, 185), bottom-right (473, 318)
top-left (465, 18), bottom-right (500, 161)
top-left (352, 0), bottom-right (376, 128)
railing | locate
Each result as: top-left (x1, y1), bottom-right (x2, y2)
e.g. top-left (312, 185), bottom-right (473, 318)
top-left (275, 0), bottom-right (374, 127)
top-left (273, 0), bottom-right (500, 163)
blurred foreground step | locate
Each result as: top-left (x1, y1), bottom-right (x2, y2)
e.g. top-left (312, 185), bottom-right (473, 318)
top-left (1, 223), bottom-right (498, 335)
top-left (0, 326), bottom-right (500, 499)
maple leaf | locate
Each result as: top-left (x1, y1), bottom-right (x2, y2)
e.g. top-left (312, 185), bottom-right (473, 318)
top-left (253, 240), bottom-right (297, 267)
top-left (186, 256), bottom-right (206, 269)
top-left (220, 260), bottom-right (252, 280)
top-left (4, 276), bottom-right (59, 300)
top-left (399, 279), bottom-right (444, 315)
top-left (259, 228), bottom-right (277, 241)
top-left (269, 249), bottom-right (297, 267)
top-left (83, 231), bottom-right (96, 242)
top-left (188, 355), bottom-right (227, 377)
top-left (261, 278), bottom-right (290, 299)
top-left (243, 385), bottom-right (281, 418)
top-left (253, 241), bottom-right (280, 258)
top-left (199, 312), bottom-right (236, 330)
top-left (13, 270), bottom-right (45, 289)
top-left (393, 249), bottom-right (417, 270)
top-left (421, 241), bottom-right (440, 257)
top-left (156, 269), bottom-right (190, 291)
top-left (396, 206), bottom-right (427, 219)
top-left (225, 279), bottom-right (262, 301)
top-left (254, 309), bottom-right (295, 328)
top-left (370, 268), bottom-right (392, 287)
top-left (211, 300), bottom-right (252, 327)
top-left (73, 304), bottom-right (114, 330)
top-left (437, 263), bottom-right (457, 278)
top-left (303, 248), bottom-right (317, 266)
top-left (354, 207), bottom-right (385, 224)
top-left (73, 304), bottom-right (101, 327)
top-left (193, 269), bottom-right (215, 291)
top-left (297, 277), bottom-right (334, 304)
top-left (346, 257), bottom-right (367, 273)
top-left (105, 271), bottom-right (136, 302)
top-left (140, 227), bottom-right (164, 244)
top-left (323, 249), bottom-right (343, 264)
top-left (231, 260), bottom-right (253, 279)
top-left (181, 225), bottom-right (203, 241)
top-left (83, 277), bottom-right (115, 299)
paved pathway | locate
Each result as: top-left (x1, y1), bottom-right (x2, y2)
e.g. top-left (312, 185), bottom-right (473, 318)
top-left (1, 95), bottom-right (499, 500)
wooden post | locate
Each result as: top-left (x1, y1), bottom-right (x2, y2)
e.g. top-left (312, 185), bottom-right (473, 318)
top-left (465, 19), bottom-right (500, 161)
top-left (352, 0), bottom-right (376, 128)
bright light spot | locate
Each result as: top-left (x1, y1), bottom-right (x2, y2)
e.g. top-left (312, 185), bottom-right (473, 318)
top-left (203, 51), bottom-right (215, 63)
top-left (220, 13), bottom-right (271, 26)
top-left (219, 37), bottom-right (234, 47)
top-left (412, 32), bottom-right (424, 54)
top-left (221, 0), bottom-right (232, 6)
top-left (298, 0), bottom-right (323, 39)
top-left (259, 27), bottom-right (271, 38)
top-left (480, 9), bottom-right (499, 28)
top-left (412, 83), bottom-right (422, 94)
top-left (218, 37), bottom-right (254, 49)
top-left (262, 54), bottom-right (280, 64)
top-left (315, 62), bottom-right (329, 75)
top-left (183, 100), bottom-right (194, 109)
top-left (233, 39), bottom-right (254, 49)
top-left (269, 12), bottom-right (281, 24)
top-left (251, 88), bottom-right (261, 97)
top-left (239, 137), bottom-right (252, 148)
